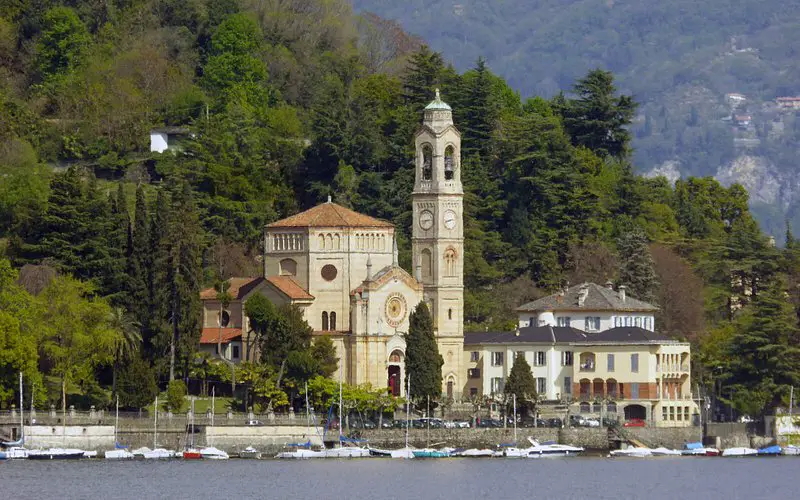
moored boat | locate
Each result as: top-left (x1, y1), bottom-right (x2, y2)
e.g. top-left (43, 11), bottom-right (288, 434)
top-left (651, 447), bottom-right (682, 456)
top-left (610, 447), bottom-right (652, 458)
top-left (104, 448), bottom-right (134, 459)
top-left (142, 448), bottom-right (175, 459)
top-left (412, 448), bottom-right (451, 458)
top-left (200, 446), bottom-right (229, 460)
top-left (28, 448), bottom-right (85, 460)
top-left (275, 447), bottom-right (326, 459)
top-left (239, 446), bottom-right (262, 459)
top-left (525, 439), bottom-right (584, 457)
top-left (2, 446), bottom-right (29, 459)
top-left (757, 445), bottom-right (782, 456)
top-left (721, 447), bottom-right (758, 457)
top-left (453, 448), bottom-right (496, 458)
top-left (183, 448), bottom-right (202, 460)
top-left (782, 445), bottom-right (800, 456)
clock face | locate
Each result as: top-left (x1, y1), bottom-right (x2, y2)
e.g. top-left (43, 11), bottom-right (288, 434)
top-left (385, 294), bottom-right (408, 327)
top-left (419, 210), bottom-right (434, 230)
top-left (443, 210), bottom-right (457, 230)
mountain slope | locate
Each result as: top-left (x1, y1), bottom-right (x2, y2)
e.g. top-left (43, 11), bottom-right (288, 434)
top-left (351, 0), bottom-right (800, 237)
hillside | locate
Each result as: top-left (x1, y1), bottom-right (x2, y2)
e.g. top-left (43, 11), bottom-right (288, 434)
top-left (351, 0), bottom-right (800, 237)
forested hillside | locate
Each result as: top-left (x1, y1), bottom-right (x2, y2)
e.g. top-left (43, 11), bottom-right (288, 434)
top-left (1, 0), bottom-right (799, 417)
top-left (351, 0), bottom-right (800, 237)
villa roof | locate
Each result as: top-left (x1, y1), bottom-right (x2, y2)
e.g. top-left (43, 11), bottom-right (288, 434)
top-left (200, 277), bottom-right (264, 300)
top-left (465, 326), bottom-right (676, 346)
top-left (200, 327), bottom-right (242, 344)
top-left (267, 201), bottom-right (393, 229)
top-left (516, 282), bottom-right (657, 313)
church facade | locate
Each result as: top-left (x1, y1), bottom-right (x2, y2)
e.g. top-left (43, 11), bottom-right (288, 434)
top-left (200, 91), bottom-right (465, 400)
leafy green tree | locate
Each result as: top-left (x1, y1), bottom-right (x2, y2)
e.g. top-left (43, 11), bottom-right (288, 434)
top-left (117, 355), bottom-right (158, 410)
top-left (311, 335), bottom-right (339, 378)
top-left (165, 379), bottom-right (187, 412)
top-left (35, 7), bottom-right (90, 83)
top-left (724, 275), bottom-right (800, 416)
top-left (404, 302), bottom-right (443, 404)
top-left (616, 227), bottom-right (658, 304)
top-left (561, 69), bottom-right (636, 159)
top-left (504, 353), bottom-right (538, 417)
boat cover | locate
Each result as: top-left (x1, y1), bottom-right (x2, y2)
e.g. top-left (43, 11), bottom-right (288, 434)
top-left (757, 445), bottom-right (782, 455)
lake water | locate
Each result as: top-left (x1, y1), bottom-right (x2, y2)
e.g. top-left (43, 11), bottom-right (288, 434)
top-left (4, 457), bottom-right (795, 499)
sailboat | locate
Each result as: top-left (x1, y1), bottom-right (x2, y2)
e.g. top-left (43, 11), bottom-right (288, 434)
top-left (371, 374), bottom-right (415, 458)
top-left (134, 395), bottom-right (176, 459)
top-left (784, 387), bottom-right (800, 456)
top-left (28, 378), bottom-right (85, 460)
top-left (199, 388), bottom-right (229, 459)
top-left (275, 383), bottom-right (326, 459)
top-left (2, 373), bottom-right (29, 459)
top-left (183, 398), bottom-right (202, 459)
top-left (322, 363), bottom-right (369, 458)
top-left (105, 397), bottom-right (134, 459)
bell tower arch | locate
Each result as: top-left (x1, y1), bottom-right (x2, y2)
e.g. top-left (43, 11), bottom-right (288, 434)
top-left (411, 89), bottom-right (464, 398)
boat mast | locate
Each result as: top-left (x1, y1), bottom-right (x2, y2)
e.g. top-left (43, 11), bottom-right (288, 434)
top-left (305, 382), bottom-right (310, 437)
top-left (62, 378), bottom-right (66, 447)
top-left (153, 395), bottom-right (158, 449)
top-left (338, 360), bottom-right (343, 445)
top-left (190, 397), bottom-right (195, 448)
top-left (513, 393), bottom-right (517, 445)
top-left (210, 387), bottom-right (215, 447)
top-left (115, 395), bottom-right (119, 445)
top-left (405, 375), bottom-right (410, 450)
top-left (19, 371), bottom-right (23, 444)
top-left (790, 386), bottom-right (794, 446)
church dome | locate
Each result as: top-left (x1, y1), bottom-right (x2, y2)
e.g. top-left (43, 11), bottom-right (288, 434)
top-left (424, 88), bottom-right (451, 110)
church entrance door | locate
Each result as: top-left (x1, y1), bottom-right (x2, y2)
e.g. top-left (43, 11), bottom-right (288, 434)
top-left (388, 365), bottom-right (401, 396)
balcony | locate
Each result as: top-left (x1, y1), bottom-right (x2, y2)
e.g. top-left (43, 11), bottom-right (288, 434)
top-left (579, 353), bottom-right (596, 372)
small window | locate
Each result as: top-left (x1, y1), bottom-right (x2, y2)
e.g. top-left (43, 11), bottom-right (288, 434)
top-left (535, 351), bottom-right (546, 366)
top-left (536, 377), bottom-right (547, 394)
top-left (563, 376), bottom-right (572, 395)
top-left (607, 354), bottom-right (615, 372)
top-left (631, 382), bottom-right (640, 400)
top-left (635, 316), bottom-right (642, 327)
top-left (232, 345), bottom-right (240, 359)
top-left (469, 387), bottom-right (478, 397)
top-left (631, 353), bottom-right (639, 373)
top-left (468, 368), bottom-right (481, 379)
top-left (684, 407), bottom-right (690, 421)
top-left (557, 316), bottom-right (571, 327)
top-left (669, 406), bottom-right (675, 420)
top-left (491, 352), bottom-right (504, 366)
top-left (491, 377), bottom-right (504, 394)
top-left (330, 311), bottom-right (336, 330)
top-left (322, 312), bottom-right (329, 331)
top-left (470, 351), bottom-right (479, 362)
top-left (584, 316), bottom-right (600, 331)
top-left (562, 351), bottom-right (574, 366)
top-left (662, 407), bottom-right (668, 421)
top-left (448, 308), bottom-right (453, 320)
top-left (220, 310), bottom-right (230, 327)
top-left (321, 264), bottom-right (338, 281)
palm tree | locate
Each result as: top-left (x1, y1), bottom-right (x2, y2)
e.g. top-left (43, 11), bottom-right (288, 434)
top-left (109, 307), bottom-right (142, 400)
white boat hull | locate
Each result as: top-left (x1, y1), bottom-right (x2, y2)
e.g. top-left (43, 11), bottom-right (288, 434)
top-left (610, 447), bottom-right (652, 458)
top-left (275, 449), bottom-right (327, 459)
top-left (651, 447), bottom-right (682, 456)
top-left (323, 447), bottom-right (370, 458)
top-left (3, 447), bottom-right (29, 459)
top-left (722, 447), bottom-right (758, 457)
top-left (782, 445), bottom-right (800, 456)
top-left (104, 449), bottom-right (134, 459)
top-left (200, 447), bottom-right (230, 460)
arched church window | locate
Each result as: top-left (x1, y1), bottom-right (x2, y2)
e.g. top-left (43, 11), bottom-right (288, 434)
top-left (421, 249), bottom-right (432, 279)
top-left (444, 146), bottom-right (455, 180)
top-left (444, 248), bottom-right (457, 276)
top-left (319, 234), bottom-right (325, 250)
top-left (279, 258), bottom-right (297, 276)
top-left (330, 311), bottom-right (337, 330)
top-left (322, 312), bottom-right (329, 331)
top-left (422, 144), bottom-right (432, 181)
top-left (334, 234), bottom-right (340, 250)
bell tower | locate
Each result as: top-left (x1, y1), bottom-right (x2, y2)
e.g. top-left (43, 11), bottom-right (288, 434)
top-left (411, 89), bottom-right (464, 398)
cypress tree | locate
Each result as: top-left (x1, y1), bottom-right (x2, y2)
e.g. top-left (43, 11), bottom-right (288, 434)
top-left (504, 353), bottom-right (538, 417)
top-left (127, 185), bottom-right (149, 322)
top-left (105, 183), bottom-right (129, 305)
top-left (404, 302), bottom-right (443, 404)
top-left (78, 173), bottom-right (114, 291)
top-left (616, 227), bottom-right (658, 304)
top-left (144, 189), bottom-right (170, 366)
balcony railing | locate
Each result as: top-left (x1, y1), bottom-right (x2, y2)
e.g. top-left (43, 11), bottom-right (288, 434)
top-left (657, 364), bottom-right (690, 373)
top-left (579, 363), bottom-right (595, 372)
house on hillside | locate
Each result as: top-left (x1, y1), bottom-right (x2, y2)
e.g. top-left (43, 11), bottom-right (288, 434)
top-left (776, 97), bottom-right (800, 110)
top-left (462, 283), bottom-right (698, 427)
top-left (149, 126), bottom-right (192, 153)
top-left (725, 93), bottom-right (746, 107)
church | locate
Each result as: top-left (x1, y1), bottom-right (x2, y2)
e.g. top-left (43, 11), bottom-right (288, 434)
top-left (199, 90), bottom-right (466, 400)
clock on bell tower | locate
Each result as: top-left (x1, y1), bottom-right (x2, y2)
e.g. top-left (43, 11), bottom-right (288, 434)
top-left (411, 89), bottom-right (464, 395)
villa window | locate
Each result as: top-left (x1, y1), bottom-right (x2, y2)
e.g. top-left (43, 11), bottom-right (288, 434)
top-left (585, 316), bottom-right (600, 331)
top-left (557, 316), bottom-right (571, 327)
top-left (491, 352), bottom-right (504, 367)
top-left (607, 354), bottom-right (615, 372)
top-left (491, 377), bottom-right (504, 394)
top-left (561, 351), bottom-right (574, 366)
top-left (631, 353), bottom-right (639, 373)
top-left (470, 351), bottom-right (480, 362)
top-left (232, 345), bottom-right (240, 359)
top-left (537, 377), bottom-right (547, 395)
top-left (563, 377), bottom-right (572, 395)
top-left (535, 351), bottom-right (546, 367)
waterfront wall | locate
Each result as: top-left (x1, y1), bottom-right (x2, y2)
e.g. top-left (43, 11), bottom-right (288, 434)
top-left (23, 425), bottom-right (115, 449)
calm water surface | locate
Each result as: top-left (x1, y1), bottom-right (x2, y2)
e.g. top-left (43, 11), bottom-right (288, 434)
top-left (4, 457), bottom-right (796, 499)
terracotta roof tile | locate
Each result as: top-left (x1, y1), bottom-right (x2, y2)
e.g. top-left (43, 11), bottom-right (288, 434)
top-left (200, 327), bottom-right (242, 344)
top-left (200, 277), bottom-right (264, 300)
top-left (267, 202), bottom-right (393, 229)
top-left (266, 275), bottom-right (314, 300)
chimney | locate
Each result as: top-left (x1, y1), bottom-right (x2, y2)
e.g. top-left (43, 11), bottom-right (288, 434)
top-left (618, 285), bottom-right (626, 302)
top-left (515, 327), bottom-right (520, 337)
top-left (578, 284), bottom-right (589, 307)
top-left (605, 280), bottom-right (614, 290)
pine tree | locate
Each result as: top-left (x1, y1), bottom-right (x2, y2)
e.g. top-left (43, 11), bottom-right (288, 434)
top-left (616, 227), bottom-right (658, 304)
top-left (504, 353), bottom-right (538, 416)
top-left (126, 185), bottom-right (148, 323)
top-left (144, 189), bottom-right (170, 367)
top-left (561, 69), bottom-right (637, 159)
top-left (725, 275), bottom-right (800, 416)
top-left (460, 57), bottom-right (496, 161)
top-left (404, 302), bottom-right (443, 404)
top-left (786, 220), bottom-right (795, 250)
top-left (105, 183), bottom-right (129, 305)
top-left (77, 173), bottom-right (114, 291)
top-left (402, 45), bottom-right (446, 108)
